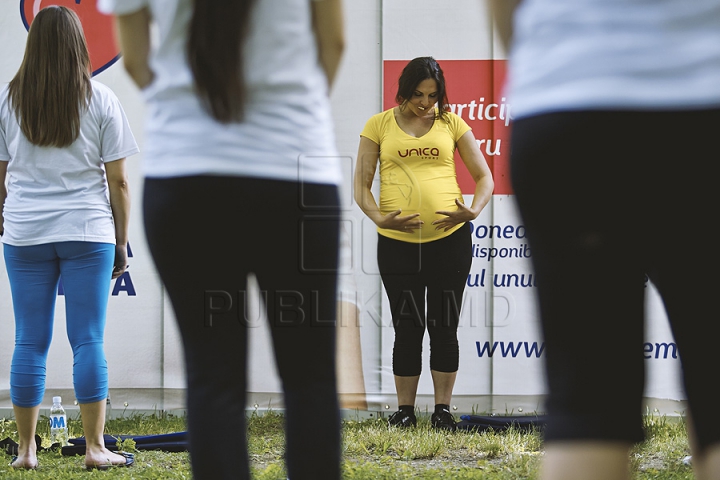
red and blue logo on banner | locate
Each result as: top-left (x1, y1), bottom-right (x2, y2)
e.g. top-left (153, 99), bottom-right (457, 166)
top-left (20, 0), bottom-right (120, 76)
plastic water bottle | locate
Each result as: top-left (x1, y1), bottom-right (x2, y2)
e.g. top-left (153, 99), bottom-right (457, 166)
top-left (106, 395), bottom-right (112, 422)
top-left (49, 396), bottom-right (69, 446)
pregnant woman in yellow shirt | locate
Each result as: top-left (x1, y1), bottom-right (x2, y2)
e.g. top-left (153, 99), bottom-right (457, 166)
top-left (354, 56), bottom-right (494, 430)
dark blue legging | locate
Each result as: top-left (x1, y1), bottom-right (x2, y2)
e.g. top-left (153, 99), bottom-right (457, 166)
top-left (378, 223), bottom-right (472, 376)
top-left (143, 176), bottom-right (341, 480)
top-left (4, 241), bottom-right (113, 407)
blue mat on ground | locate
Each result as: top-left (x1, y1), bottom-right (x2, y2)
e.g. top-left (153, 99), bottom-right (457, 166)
top-left (61, 432), bottom-right (188, 456)
top-left (456, 414), bottom-right (547, 433)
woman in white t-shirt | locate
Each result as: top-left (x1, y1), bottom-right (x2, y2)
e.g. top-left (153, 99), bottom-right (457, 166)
top-left (100, 0), bottom-right (345, 478)
top-left (0, 6), bottom-right (138, 470)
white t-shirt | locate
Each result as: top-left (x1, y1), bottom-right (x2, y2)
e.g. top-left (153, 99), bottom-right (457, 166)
top-left (0, 80), bottom-right (139, 246)
top-left (506, 0), bottom-right (720, 119)
top-left (99, 0), bottom-right (342, 186)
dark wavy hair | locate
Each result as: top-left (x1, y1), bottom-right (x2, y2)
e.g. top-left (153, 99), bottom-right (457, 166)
top-left (187, 0), bottom-right (258, 123)
top-left (395, 56), bottom-right (449, 121)
top-left (8, 6), bottom-right (92, 147)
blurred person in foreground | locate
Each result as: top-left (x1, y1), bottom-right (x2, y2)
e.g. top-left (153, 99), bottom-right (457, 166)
top-left (99, 0), bottom-right (345, 478)
top-left (0, 6), bottom-right (137, 470)
top-left (489, 0), bottom-right (720, 479)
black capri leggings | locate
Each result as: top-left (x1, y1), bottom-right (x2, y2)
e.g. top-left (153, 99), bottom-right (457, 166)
top-left (378, 223), bottom-right (472, 376)
top-left (510, 108), bottom-right (720, 451)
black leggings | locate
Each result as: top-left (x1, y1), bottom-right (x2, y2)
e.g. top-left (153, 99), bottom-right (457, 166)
top-left (378, 223), bottom-right (472, 376)
top-left (511, 109), bottom-right (720, 451)
top-left (143, 176), bottom-right (341, 480)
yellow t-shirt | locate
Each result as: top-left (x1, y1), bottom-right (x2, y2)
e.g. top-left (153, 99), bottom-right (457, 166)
top-left (360, 108), bottom-right (471, 243)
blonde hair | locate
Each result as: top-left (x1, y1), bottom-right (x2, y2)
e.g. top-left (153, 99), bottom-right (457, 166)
top-left (8, 6), bottom-right (92, 147)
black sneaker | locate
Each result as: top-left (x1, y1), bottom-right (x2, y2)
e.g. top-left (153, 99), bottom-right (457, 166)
top-left (431, 408), bottom-right (457, 431)
top-left (388, 409), bottom-right (417, 428)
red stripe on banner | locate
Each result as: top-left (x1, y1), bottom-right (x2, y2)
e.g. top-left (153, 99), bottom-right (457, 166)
top-left (383, 60), bottom-right (511, 195)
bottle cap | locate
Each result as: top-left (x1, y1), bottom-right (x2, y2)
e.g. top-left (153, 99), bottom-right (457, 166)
top-left (53, 396), bottom-right (62, 403)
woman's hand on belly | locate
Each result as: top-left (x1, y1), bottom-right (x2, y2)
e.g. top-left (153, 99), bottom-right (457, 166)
top-left (433, 198), bottom-right (477, 232)
top-left (379, 209), bottom-right (424, 234)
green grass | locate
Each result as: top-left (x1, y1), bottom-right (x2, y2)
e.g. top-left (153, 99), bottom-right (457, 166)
top-left (0, 411), bottom-right (692, 479)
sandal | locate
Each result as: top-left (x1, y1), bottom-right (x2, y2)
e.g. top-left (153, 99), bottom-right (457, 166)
top-left (85, 451), bottom-right (134, 471)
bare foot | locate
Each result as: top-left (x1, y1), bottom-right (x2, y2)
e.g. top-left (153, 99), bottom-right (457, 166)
top-left (10, 453), bottom-right (38, 470)
top-left (84, 448), bottom-right (132, 469)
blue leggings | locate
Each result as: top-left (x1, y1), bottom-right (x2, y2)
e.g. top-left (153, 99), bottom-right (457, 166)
top-left (4, 241), bottom-right (114, 407)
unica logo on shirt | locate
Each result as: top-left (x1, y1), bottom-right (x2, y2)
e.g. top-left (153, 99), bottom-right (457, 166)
top-left (397, 147), bottom-right (440, 158)
top-left (384, 59), bottom-right (512, 194)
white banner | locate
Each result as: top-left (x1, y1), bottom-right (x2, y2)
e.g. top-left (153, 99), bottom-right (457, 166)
top-left (0, 0), bottom-right (685, 417)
